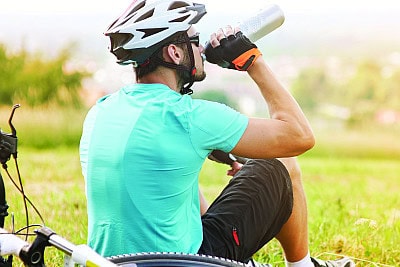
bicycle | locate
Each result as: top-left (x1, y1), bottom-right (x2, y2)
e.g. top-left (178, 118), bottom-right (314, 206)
top-left (0, 105), bottom-right (250, 267)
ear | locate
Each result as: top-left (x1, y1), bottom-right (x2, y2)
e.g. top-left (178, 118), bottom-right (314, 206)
top-left (165, 44), bottom-right (183, 64)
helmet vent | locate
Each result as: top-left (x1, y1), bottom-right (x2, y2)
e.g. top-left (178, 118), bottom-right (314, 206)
top-left (134, 8), bottom-right (155, 23)
top-left (168, 1), bottom-right (189, 10)
top-left (170, 14), bottom-right (190, 23)
top-left (131, 0), bottom-right (146, 13)
top-left (139, 27), bottom-right (168, 38)
top-left (108, 1), bottom-right (146, 30)
top-left (125, 0), bottom-right (146, 19)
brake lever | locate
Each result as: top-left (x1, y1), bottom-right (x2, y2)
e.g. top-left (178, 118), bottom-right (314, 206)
top-left (8, 104), bottom-right (20, 138)
top-left (0, 104), bottom-right (20, 165)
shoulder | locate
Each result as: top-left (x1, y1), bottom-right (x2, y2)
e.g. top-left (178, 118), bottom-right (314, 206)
top-left (190, 98), bottom-right (237, 113)
top-left (188, 98), bottom-right (248, 129)
top-left (190, 98), bottom-right (245, 120)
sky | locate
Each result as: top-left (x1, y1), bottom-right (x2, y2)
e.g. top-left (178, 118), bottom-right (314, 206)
top-left (2, 0), bottom-right (399, 44)
top-left (2, 0), bottom-right (400, 14)
top-left (2, 0), bottom-right (399, 93)
top-left (2, 0), bottom-right (399, 46)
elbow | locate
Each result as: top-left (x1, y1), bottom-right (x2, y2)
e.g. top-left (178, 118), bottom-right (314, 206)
top-left (283, 127), bottom-right (315, 157)
top-left (303, 133), bottom-right (316, 151)
top-left (296, 130), bottom-right (315, 154)
top-left (274, 130), bottom-right (315, 158)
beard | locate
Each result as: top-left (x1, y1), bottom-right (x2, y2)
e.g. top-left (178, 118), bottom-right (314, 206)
top-left (177, 68), bottom-right (206, 90)
top-left (194, 68), bottom-right (206, 82)
top-left (194, 54), bottom-right (207, 82)
top-left (177, 55), bottom-right (206, 89)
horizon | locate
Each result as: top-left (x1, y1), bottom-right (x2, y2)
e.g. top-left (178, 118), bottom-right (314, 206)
top-left (1, 1), bottom-right (399, 94)
top-left (2, 9), bottom-right (398, 58)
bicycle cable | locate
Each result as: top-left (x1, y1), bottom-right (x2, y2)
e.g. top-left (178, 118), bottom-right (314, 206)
top-left (1, 159), bottom-right (46, 240)
top-left (1, 104), bottom-right (46, 242)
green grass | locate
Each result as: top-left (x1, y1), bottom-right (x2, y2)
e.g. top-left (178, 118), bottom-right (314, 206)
top-left (1, 107), bottom-right (399, 266)
top-left (0, 105), bottom-right (87, 149)
top-left (200, 156), bottom-right (400, 267)
top-left (2, 147), bottom-right (86, 266)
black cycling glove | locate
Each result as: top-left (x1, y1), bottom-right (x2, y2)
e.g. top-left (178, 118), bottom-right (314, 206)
top-left (204, 31), bottom-right (262, 71)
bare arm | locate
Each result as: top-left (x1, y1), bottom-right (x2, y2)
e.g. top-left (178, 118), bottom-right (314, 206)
top-left (206, 26), bottom-right (314, 158)
top-left (231, 57), bottom-right (315, 159)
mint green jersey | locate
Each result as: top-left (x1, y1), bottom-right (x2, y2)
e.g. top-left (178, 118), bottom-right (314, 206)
top-left (80, 84), bottom-right (248, 257)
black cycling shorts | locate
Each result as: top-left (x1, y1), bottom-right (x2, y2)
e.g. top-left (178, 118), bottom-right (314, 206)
top-left (198, 158), bottom-right (293, 263)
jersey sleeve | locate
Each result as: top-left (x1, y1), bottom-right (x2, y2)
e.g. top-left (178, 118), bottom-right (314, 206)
top-left (188, 99), bottom-right (249, 158)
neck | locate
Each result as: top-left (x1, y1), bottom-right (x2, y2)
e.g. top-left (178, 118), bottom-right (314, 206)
top-left (137, 67), bottom-right (180, 93)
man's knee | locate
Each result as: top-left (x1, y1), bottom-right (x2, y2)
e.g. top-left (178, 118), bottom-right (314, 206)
top-left (238, 158), bottom-right (293, 197)
top-left (277, 157), bottom-right (301, 181)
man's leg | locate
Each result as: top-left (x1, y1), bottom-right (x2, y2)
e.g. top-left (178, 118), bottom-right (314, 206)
top-left (276, 158), bottom-right (355, 267)
top-left (199, 159), bottom-right (294, 262)
top-left (275, 158), bottom-right (311, 264)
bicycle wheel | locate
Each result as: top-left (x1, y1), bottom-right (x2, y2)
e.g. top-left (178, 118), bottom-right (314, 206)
top-left (109, 252), bottom-right (249, 267)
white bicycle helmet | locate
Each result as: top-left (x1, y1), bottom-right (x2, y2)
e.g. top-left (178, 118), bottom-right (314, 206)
top-left (105, 0), bottom-right (207, 66)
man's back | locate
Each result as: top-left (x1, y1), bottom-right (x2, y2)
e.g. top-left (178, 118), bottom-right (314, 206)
top-left (80, 83), bottom-right (248, 256)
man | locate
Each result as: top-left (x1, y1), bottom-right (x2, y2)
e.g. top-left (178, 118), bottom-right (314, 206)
top-left (80, 1), bottom-right (354, 267)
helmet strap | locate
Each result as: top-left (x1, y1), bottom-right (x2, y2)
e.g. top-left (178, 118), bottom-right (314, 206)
top-left (179, 33), bottom-right (196, 95)
top-left (152, 33), bottom-right (196, 95)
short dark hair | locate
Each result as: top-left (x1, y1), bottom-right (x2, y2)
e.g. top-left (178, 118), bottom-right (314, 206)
top-left (135, 31), bottom-right (188, 79)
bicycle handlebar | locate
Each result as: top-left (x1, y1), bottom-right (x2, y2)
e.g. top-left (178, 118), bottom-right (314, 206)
top-left (0, 227), bottom-right (118, 267)
top-left (0, 228), bottom-right (28, 257)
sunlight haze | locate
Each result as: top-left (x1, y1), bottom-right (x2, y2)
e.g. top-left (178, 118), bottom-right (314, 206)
top-left (2, 0), bottom-right (399, 93)
top-left (2, 0), bottom-right (400, 13)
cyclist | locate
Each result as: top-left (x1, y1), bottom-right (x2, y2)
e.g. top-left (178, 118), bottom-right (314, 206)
top-left (80, 1), bottom-right (354, 267)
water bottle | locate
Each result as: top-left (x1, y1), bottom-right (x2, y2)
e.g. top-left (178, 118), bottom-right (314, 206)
top-left (204, 4), bottom-right (285, 66)
top-left (238, 4), bottom-right (285, 42)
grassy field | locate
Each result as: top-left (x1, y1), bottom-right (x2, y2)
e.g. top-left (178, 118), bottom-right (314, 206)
top-left (201, 151), bottom-right (400, 266)
top-left (1, 107), bottom-right (399, 266)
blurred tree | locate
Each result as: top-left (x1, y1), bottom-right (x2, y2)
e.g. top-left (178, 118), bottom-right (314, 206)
top-left (344, 61), bottom-right (384, 103)
top-left (340, 60), bottom-right (385, 126)
top-left (292, 67), bottom-right (336, 114)
top-left (384, 68), bottom-right (400, 110)
top-left (0, 44), bottom-right (25, 105)
top-left (0, 43), bottom-right (90, 107)
top-left (291, 59), bottom-right (400, 127)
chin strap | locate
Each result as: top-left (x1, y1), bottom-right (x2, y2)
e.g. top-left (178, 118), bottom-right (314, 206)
top-left (152, 33), bottom-right (197, 95)
top-left (179, 33), bottom-right (196, 95)
top-left (180, 77), bottom-right (195, 95)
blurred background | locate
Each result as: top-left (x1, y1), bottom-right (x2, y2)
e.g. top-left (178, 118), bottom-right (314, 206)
top-left (1, 3), bottom-right (399, 265)
top-left (1, 0), bottom-right (400, 146)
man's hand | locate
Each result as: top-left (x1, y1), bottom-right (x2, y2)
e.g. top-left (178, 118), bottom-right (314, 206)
top-left (227, 161), bottom-right (243, 176)
top-left (205, 25), bottom-right (262, 71)
top-left (208, 150), bottom-right (247, 176)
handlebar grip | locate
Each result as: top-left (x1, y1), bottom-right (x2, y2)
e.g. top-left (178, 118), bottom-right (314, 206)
top-left (48, 231), bottom-right (118, 266)
top-left (0, 227), bottom-right (118, 266)
top-left (71, 244), bottom-right (118, 267)
top-left (0, 228), bottom-right (29, 257)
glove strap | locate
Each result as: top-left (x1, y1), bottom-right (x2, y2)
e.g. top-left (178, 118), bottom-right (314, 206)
top-left (232, 48), bottom-right (262, 71)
